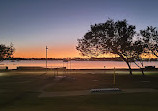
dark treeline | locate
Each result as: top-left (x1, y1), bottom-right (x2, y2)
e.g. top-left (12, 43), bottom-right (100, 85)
top-left (3, 57), bottom-right (158, 61)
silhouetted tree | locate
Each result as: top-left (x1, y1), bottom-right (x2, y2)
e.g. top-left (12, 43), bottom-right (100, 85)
top-left (140, 26), bottom-right (158, 58)
top-left (76, 19), bottom-right (138, 75)
top-left (0, 43), bottom-right (15, 61)
top-left (131, 39), bottom-right (145, 75)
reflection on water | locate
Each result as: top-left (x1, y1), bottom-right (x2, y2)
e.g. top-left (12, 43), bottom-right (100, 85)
top-left (0, 60), bottom-right (158, 69)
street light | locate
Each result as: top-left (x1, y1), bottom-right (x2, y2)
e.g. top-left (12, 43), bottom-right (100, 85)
top-left (46, 46), bottom-right (48, 73)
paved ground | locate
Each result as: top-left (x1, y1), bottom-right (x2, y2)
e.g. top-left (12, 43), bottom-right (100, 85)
top-left (39, 90), bottom-right (90, 97)
top-left (122, 88), bottom-right (158, 93)
top-left (38, 88), bottom-right (158, 97)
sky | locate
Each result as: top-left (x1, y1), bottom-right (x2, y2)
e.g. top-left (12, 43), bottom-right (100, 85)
top-left (1, 0), bottom-right (158, 58)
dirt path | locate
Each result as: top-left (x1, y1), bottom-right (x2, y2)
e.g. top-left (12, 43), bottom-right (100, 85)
top-left (38, 88), bottom-right (158, 97)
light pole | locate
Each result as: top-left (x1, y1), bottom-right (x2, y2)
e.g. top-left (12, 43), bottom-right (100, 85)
top-left (46, 46), bottom-right (48, 73)
top-left (113, 67), bottom-right (116, 86)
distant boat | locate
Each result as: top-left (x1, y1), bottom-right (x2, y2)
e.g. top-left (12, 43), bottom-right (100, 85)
top-left (63, 59), bottom-right (68, 62)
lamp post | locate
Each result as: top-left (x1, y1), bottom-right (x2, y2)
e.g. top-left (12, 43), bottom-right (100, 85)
top-left (46, 46), bottom-right (48, 73)
top-left (113, 67), bottom-right (116, 85)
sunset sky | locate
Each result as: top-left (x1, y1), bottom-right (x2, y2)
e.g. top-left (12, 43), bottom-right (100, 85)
top-left (1, 0), bottom-right (158, 58)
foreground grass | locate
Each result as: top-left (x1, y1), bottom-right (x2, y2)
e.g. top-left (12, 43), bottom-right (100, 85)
top-left (1, 92), bottom-right (158, 111)
top-left (0, 70), bottom-right (158, 111)
top-left (45, 73), bottom-right (158, 92)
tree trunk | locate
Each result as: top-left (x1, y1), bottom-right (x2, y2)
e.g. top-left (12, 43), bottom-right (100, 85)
top-left (118, 54), bottom-right (133, 75)
top-left (141, 68), bottom-right (144, 76)
top-left (125, 60), bottom-right (132, 75)
top-left (133, 61), bottom-right (144, 76)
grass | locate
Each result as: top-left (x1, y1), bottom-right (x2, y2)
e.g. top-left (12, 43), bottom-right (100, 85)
top-left (0, 70), bottom-right (158, 111)
top-left (45, 73), bottom-right (158, 92)
top-left (1, 93), bottom-right (158, 111)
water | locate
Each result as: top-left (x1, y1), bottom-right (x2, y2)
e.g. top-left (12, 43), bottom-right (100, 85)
top-left (0, 60), bottom-right (158, 69)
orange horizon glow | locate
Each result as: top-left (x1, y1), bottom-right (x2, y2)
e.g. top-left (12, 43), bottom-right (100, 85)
top-left (14, 51), bottom-right (157, 59)
top-left (13, 45), bottom-right (157, 59)
top-left (13, 45), bottom-right (117, 58)
top-left (14, 45), bottom-right (80, 58)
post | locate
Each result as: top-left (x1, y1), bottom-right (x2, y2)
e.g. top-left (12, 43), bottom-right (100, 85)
top-left (70, 58), bottom-right (71, 74)
top-left (46, 46), bottom-right (48, 73)
top-left (67, 60), bottom-right (68, 74)
top-left (113, 67), bottom-right (116, 85)
top-left (70, 59), bottom-right (71, 69)
top-left (104, 66), bottom-right (106, 74)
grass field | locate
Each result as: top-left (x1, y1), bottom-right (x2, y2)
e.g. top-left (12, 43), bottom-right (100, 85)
top-left (0, 70), bottom-right (158, 111)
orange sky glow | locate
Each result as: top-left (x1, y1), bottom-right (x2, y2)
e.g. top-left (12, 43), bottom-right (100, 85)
top-left (14, 46), bottom-right (157, 58)
top-left (14, 45), bottom-right (80, 58)
top-left (1, 0), bottom-right (158, 60)
top-left (13, 44), bottom-right (157, 59)
top-left (14, 45), bottom-right (118, 58)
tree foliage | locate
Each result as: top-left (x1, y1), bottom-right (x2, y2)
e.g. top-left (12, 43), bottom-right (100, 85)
top-left (0, 43), bottom-right (15, 60)
top-left (140, 26), bottom-right (158, 58)
top-left (76, 19), bottom-right (144, 75)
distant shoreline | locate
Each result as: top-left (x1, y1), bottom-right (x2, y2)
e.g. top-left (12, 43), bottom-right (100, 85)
top-left (9, 66), bottom-right (158, 71)
top-left (2, 58), bottom-right (158, 61)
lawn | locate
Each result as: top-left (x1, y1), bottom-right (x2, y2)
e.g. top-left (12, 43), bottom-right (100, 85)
top-left (0, 70), bottom-right (158, 111)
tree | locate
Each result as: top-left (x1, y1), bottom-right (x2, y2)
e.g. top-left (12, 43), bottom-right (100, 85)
top-left (131, 39), bottom-right (145, 75)
top-left (140, 26), bottom-right (158, 58)
top-left (0, 43), bottom-right (15, 61)
top-left (76, 19), bottom-right (138, 75)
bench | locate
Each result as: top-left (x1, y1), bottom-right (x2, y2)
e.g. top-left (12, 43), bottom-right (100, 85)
top-left (145, 66), bottom-right (155, 70)
top-left (90, 88), bottom-right (121, 93)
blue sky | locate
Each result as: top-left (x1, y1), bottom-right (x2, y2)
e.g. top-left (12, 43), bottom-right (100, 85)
top-left (0, 0), bottom-right (158, 58)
